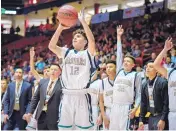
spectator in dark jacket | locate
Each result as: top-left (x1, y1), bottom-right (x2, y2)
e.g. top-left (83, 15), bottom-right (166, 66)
top-left (10, 26), bottom-right (15, 34)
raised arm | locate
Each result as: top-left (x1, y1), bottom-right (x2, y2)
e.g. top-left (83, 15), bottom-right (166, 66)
top-left (48, 24), bottom-right (69, 58)
top-left (153, 38), bottom-right (173, 78)
top-left (116, 25), bottom-right (124, 73)
top-left (78, 9), bottom-right (96, 56)
top-left (134, 73), bottom-right (142, 108)
top-left (30, 47), bottom-right (42, 80)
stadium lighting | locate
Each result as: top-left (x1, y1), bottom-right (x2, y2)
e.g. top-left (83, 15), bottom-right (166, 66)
top-left (33, 0), bottom-right (37, 4)
top-left (126, 1), bottom-right (144, 7)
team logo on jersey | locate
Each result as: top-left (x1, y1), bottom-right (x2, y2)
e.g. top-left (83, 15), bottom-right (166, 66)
top-left (65, 57), bottom-right (86, 65)
top-left (174, 89), bottom-right (176, 96)
top-left (104, 90), bottom-right (113, 96)
top-left (169, 81), bottom-right (176, 88)
top-left (115, 77), bottom-right (133, 87)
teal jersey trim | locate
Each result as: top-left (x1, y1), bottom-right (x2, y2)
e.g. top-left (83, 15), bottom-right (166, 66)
top-left (58, 125), bottom-right (72, 128)
top-left (75, 123), bottom-right (94, 129)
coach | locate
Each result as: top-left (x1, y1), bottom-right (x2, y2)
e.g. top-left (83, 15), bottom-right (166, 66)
top-left (139, 61), bottom-right (169, 130)
top-left (28, 63), bottom-right (62, 130)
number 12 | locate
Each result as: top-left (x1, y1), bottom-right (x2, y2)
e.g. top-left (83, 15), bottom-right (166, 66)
top-left (70, 66), bottom-right (79, 75)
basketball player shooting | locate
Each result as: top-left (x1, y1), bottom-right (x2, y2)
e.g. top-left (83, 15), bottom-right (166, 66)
top-left (48, 8), bottom-right (96, 130)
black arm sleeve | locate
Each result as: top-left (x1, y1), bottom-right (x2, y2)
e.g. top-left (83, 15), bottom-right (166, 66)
top-left (160, 80), bottom-right (169, 121)
top-left (140, 83), bottom-right (148, 122)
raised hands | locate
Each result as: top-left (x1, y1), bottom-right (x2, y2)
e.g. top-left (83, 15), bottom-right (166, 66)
top-left (164, 37), bottom-right (173, 51)
top-left (30, 47), bottom-right (35, 58)
top-left (78, 8), bottom-right (86, 23)
top-left (58, 23), bottom-right (70, 30)
top-left (117, 25), bottom-right (124, 38)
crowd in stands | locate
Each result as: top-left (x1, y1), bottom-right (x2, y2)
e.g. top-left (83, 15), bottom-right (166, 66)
top-left (25, 13), bottom-right (58, 37)
top-left (1, 9), bottom-right (176, 85)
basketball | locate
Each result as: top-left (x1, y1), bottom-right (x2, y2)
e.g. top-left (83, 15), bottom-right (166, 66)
top-left (57, 5), bottom-right (78, 27)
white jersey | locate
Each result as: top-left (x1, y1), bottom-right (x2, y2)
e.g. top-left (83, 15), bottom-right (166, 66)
top-left (167, 68), bottom-right (176, 111)
top-left (113, 69), bottom-right (141, 105)
top-left (114, 40), bottom-right (141, 106)
top-left (101, 77), bottom-right (114, 108)
top-left (60, 48), bottom-right (95, 90)
top-left (89, 79), bottom-right (101, 105)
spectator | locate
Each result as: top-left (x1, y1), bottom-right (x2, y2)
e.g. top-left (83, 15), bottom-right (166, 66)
top-left (46, 17), bottom-right (49, 24)
top-left (163, 56), bottom-right (175, 68)
top-left (31, 25), bottom-right (35, 31)
top-left (122, 43), bottom-right (131, 54)
top-left (39, 22), bottom-right (45, 34)
top-left (11, 59), bottom-right (17, 67)
top-left (1, 24), bottom-right (5, 33)
top-left (35, 56), bottom-right (46, 73)
top-left (1, 79), bottom-right (8, 129)
top-left (151, 52), bottom-right (157, 61)
top-left (24, 71), bottom-right (35, 86)
top-left (52, 12), bottom-right (57, 25)
top-left (22, 61), bottom-right (30, 73)
top-left (145, 0), bottom-right (151, 6)
top-left (46, 53), bottom-right (54, 65)
top-left (132, 45), bottom-right (141, 58)
top-left (8, 66), bottom-right (15, 81)
top-left (10, 26), bottom-right (15, 34)
top-left (1, 79), bottom-right (8, 100)
top-left (95, 55), bottom-right (101, 68)
top-left (111, 54), bottom-right (116, 61)
top-left (16, 26), bottom-right (20, 34)
top-left (153, 0), bottom-right (157, 3)
top-left (45, 23), bottom-right (52, 31)
top-left (14, 50), bottom-right (22, 59)
top-left (170, 48), bottom-right (176, 64)
top-left (24, 45), bottom-right (30, 52)
top-left (136, 65), bottom-right (145, 79)
top-left (23, 71), bottom-right (28, 80)
top-left (136, 65), bottom-right (143, 73)
top-left (2, 68), bottom-right (8, 78)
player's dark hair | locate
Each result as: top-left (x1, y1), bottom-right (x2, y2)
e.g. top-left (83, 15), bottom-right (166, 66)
top-left (106, 60), bottom-right (116, 66)
top-left (146, 60), bottom-right (154, 65)
top-left (73, 29), bottom-right (87, 41)
top-left (125, 54), bottom-right (136, 64)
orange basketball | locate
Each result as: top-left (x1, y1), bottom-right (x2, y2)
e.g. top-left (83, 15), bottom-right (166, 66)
top-left (57, 5), bottom-right (78, 27)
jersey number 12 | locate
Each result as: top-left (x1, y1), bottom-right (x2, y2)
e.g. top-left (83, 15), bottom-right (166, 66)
top-left (70, 66), bottom-right (79, 75)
